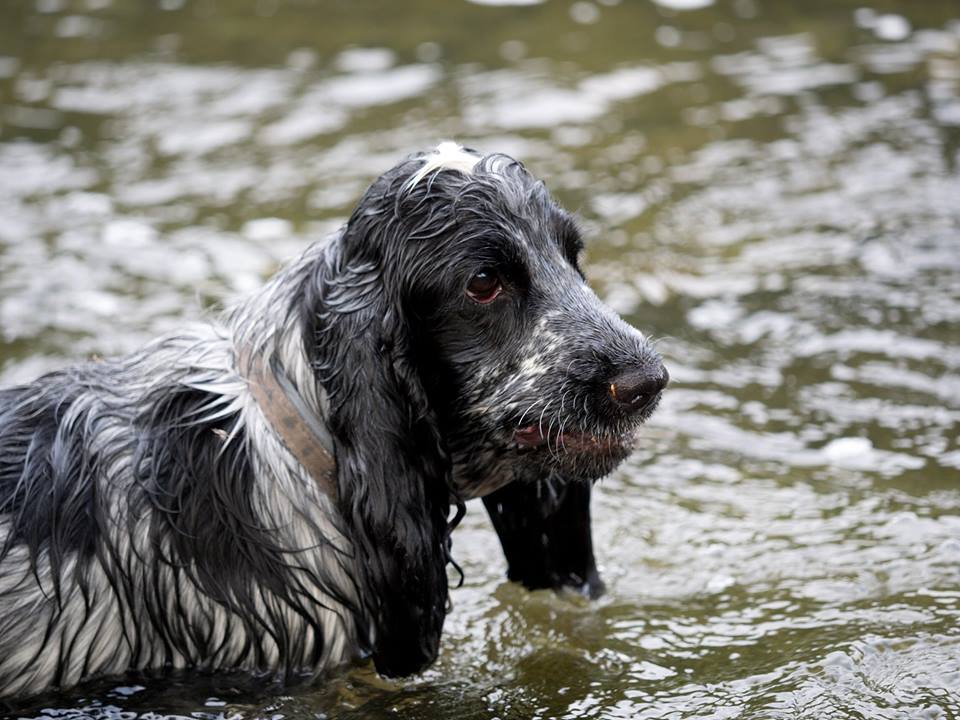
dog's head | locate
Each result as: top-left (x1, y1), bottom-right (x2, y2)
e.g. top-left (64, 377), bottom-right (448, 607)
top-left (339, 142), bottom-right (667, 498)
top-left (317, 143), bottom-right (666, 677)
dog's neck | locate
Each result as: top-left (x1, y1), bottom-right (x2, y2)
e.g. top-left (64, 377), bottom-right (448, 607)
top-left (237, 345), bottom-right (339, 502)
top-left (226, 239), bottom-right (344, 501)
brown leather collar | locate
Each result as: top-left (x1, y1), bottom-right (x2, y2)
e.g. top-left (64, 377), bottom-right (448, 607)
top-left (238, 347), bottom-right (338, 502)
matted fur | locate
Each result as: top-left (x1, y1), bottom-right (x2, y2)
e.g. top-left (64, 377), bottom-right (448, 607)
top-left (0, 144), bottom-right (666, 700)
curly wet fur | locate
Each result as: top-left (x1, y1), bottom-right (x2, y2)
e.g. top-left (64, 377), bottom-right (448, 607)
top-left (0, 144), bottom-right (665, 700)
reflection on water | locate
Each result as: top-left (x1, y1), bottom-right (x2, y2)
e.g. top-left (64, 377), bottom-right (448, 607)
top-left (2, 0), bottom-right (959, 717)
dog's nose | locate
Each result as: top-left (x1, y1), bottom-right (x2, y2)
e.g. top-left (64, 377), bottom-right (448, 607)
top-left (608, 365), bottom-right (669, 413)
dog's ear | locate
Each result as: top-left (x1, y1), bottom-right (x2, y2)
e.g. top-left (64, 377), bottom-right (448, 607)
top-left (483, 478), bottom-right (604, 598)
top-left (316, 258), bottom-right (452, 677)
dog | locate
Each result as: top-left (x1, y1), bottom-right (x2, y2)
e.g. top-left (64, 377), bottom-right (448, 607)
top-left (0, 142), bottom-right (667, 700)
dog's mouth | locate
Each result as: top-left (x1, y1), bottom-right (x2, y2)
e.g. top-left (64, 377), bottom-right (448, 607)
top-left (511, 424), bottom-right (635, 454)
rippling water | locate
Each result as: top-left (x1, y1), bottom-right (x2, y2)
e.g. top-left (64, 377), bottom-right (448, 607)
top-left (2, 0), bottom-right (959, 718)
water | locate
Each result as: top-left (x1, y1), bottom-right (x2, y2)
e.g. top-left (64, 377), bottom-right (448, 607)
top-left (1, 0), bottom-right (959, 717)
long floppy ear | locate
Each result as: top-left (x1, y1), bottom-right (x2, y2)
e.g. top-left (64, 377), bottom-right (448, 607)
top-left (313, 256), bottom-right (453, 677)
top-left (483, 478), bottom-right (604, 599)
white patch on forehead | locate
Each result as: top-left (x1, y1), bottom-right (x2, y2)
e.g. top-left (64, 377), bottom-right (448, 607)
top-left (405, 141), bottom-right (481, 190)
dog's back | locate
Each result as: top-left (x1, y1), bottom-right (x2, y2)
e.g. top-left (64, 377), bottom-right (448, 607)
top-left (1, 369), bottom-right (100, 568)
top-left (0, 337), bottom-right (359, 699)
top-left (0, 366), bottom-right (130, 697)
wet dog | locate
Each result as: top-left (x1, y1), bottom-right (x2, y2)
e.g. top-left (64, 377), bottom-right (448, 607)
top-left (0, 143), bottom-right (666, 699)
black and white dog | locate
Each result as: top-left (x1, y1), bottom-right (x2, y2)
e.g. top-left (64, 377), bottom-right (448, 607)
top-left (0, 143), bottom-right (667, 699)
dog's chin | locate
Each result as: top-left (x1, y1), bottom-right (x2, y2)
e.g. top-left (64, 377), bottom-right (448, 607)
top-left (449, 417), bottom-right (649, 498)
top-left (507, 424), bottom-right (637, 483)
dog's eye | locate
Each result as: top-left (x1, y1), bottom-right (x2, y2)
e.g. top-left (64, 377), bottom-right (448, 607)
top-left (465, 269), bottom-right (502, 304)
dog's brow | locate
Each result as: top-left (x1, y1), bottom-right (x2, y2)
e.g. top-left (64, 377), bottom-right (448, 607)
top-left (484, 234), bottom-right (528, 270)
top-left (405, 141), bottom-right (480, 190)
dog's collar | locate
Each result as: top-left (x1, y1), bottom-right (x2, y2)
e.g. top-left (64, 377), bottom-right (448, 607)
top-left (238, 347), bottom-right (338, 502)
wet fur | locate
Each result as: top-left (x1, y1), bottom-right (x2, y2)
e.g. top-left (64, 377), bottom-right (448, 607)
top-left (0, 147), bottom-right (663, 700)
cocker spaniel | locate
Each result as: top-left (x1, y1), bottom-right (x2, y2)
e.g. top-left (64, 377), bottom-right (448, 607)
top-left (0, 143), bottom-right (667, 700)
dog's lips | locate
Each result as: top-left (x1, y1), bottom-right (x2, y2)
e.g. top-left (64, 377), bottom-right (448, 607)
top-left (512, 424), bottom-right (632, 453)
top-left (514, 424), bottom-right (548, 448)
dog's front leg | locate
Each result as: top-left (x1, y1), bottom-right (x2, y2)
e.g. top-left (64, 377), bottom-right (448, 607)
top-left (482, 479), bottom-right (604, 598)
